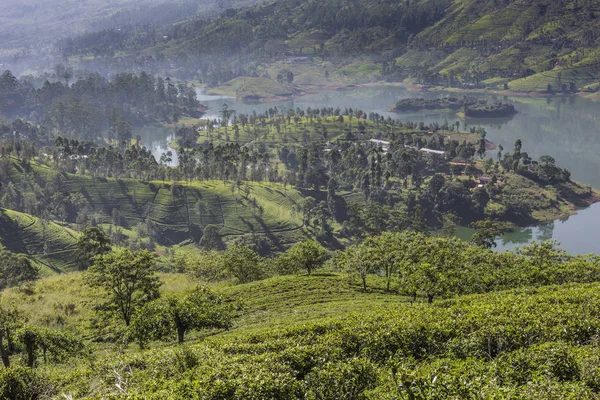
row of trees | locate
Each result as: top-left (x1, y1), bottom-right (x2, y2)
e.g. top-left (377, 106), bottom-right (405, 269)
top-left (334, 231), bottom-right (600, 302)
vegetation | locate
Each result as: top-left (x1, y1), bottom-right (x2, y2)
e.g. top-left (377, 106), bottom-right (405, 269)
top-left (85, 248), bottom-right (161, 326)
top-left (48, 0), bottom-right (600, 96)
top-left (392, 97), bottom-right (518, 119)
top-left (391, 97), bottom-right (481, 112)
top-left (5, 1), bottom-right (600, 397)
top-left (130, 286), bottom-right (234, 346)
top-left (0, 234), bottom-right (599, 397)
top-left (0, 70), bottom-right (202, 139)
top-left (0, 103), bottom-right (595, 273)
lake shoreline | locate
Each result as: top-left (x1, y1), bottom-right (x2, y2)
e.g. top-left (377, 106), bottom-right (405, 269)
top-left (204, 79), bottom-right (600, 104)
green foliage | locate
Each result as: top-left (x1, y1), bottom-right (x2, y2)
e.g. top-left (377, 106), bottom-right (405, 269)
top-left (0, 366), bottom-right (50, 400)
top-left (223, 245), bottom-right (265, 284)
top-left (198, 224), bottom-right (225, 251)
top-left (0, 305), bottom-right (25, 367)
top-left (130, 286), bottom-right (234, 347)
top-left (470, 219), bottom-right (511, 249)
top-left (305, 357), bottom-right (377, 400)
top-left (74, 227), bottom-right (111, 270)
top-left (85, 248), bottom-right (161, 326)
top-left (16, 327), bottom-right (83, 368)
top-left (0, 245), bottom-right (38, 289)
top-left (334, 232), bottom-right (600, 302)
top-left (176, 251), bottom-right (228, 282)
top-left (277, 240), bottom-right (326, 276)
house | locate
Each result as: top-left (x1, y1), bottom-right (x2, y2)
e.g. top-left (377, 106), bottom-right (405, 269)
top-left (477, 176), bottom-right (492, 184)
top-left (419, 148), bottom-right (445, 155)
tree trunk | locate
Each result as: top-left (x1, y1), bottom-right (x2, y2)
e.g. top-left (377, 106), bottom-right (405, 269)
top-left (362, 276), bottom-right (367, 292)
top-left (177, 327), bottom-right (185, 344)
top-left (25, 338), bottom-right (35, 367)
top-left (0, 331), bottom-right (9, 368)
top-left (412, 292), bottom-right (417, 302)
top-left (386, 276), bottom-right (390, 292)
top-left (427, 293), bottom-right (434, 304)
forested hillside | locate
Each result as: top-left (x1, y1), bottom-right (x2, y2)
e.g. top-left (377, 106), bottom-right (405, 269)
top-left (0, 0), bottom-right (265, 56)
top-left (61, 0), bottom-right (600, 94)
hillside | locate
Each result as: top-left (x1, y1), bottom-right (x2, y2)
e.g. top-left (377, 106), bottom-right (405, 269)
top-left (0, 209), bottom-right (79, 276)
top-left (61, 0), bottom-right (600, 95)
top-left (0, 0), bottom-right (265, 58)
top-left (6, 159), bottom-right (303, 237)
top-left (4, 270), bottom-right (600, 397)
top-left (0, 158), bottom-right (307, 272)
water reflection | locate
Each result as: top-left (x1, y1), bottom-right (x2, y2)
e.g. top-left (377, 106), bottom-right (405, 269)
top-left (134, 125), bottom-right (178, 166)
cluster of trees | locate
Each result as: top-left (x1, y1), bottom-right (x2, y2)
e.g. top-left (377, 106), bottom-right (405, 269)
top-left (333, 231), bottom-right (600, 302)
top-left (463, 102), bottom-right (517, 118)
top-left (0, 70), bottom-right (201, 140)
top-left (168, 228), bottom-right (600, 309)
top-left (178, 240), bottom-right (326, 284)
top-left (85, 247), bottom-right (236, 346)
top-left (392, 96), bottom-right (482, 112)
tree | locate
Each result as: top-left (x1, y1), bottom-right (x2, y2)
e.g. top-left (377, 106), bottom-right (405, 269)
top-left (343, 245), bottom-right (377, 292)
top-left (0, 245), bottom-right (38, 289)
top-left (360, 233), bottom-right (399, 292)
top-left (0, 305), bottom-right (24, 367)
top-left (85, 249), bottom-right (161, 326)
top-left (17, 327), bottom-right (82, 367)
top-left (223, 245), bottom-right (264, 284)
top-left (278, 240), bottom-right (326, 275)
top-left (199, 224), bottom-right (224, 251)
top-left (75, 227), bottom-right (111, 270)
top-left (130, 287), bottom-right (233, 347)
top-left (410, 204), bottom-right (427, 233)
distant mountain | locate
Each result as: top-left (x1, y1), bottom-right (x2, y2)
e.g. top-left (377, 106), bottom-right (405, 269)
top-left (62, 0), bottom-right (600, 93)
top-left (0, 0), bottom-right (263, 61)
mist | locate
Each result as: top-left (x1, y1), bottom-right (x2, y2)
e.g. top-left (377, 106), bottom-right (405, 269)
top-left (0, 0), bottom-right (255, 76)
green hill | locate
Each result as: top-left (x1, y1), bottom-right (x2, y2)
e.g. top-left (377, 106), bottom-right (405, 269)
top-left (0, 158), bottom-right (308, 272)
top-left (4, 271), bottom-right (600, 398)
top-left (64, 0), bottom-right (600, 94)
top-left (0, 209), bottom-right (79, 276)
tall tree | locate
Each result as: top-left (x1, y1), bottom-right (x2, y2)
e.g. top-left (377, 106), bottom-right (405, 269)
top-left (85, 249), bottom-right (161, 326)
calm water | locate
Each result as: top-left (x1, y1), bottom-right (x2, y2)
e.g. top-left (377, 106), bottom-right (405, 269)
top-left (142, 86), bottom-right (600, 254)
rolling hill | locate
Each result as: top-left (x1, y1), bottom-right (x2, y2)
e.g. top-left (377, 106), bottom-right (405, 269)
top-left (63, 0), bottom-right (600, 94)
top-left (4, 271), bottom-right (600, 397)
top-left (0, 158), bottom-right (309, 272)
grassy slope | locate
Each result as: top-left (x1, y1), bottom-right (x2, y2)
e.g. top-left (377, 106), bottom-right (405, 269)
top-left (206, 77), bottom-right (303, 100)
top-left (2, 158), bottom-right (307, 272)
top-left (0, 272), bottom-right (402, 337)
top-left (4, 272), bottom-right (600, 397)
top-left (0, 209), bottom-right (79, 276)
top-left (8, 159), bottom-right (304, 236)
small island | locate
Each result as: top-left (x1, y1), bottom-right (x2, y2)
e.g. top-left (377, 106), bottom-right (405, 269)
top-left (459, 102), bottom-right (518, 119)
top-left (391, 97), bottom-right (518, 119)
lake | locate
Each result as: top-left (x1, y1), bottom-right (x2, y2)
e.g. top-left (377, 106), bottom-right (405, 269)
top-left (144, 85), bottom-right (600, 254)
